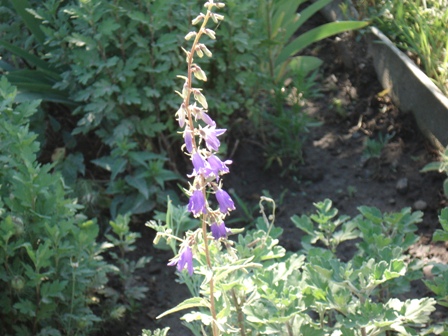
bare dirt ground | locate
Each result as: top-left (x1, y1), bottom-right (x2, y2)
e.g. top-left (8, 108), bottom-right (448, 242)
top-left (101, 15), bottom-right (448, 336)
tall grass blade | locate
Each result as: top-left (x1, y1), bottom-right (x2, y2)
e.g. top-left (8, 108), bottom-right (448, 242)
top-left (275, 21), bottom-right (368, 67)
top-left (9, 0), bottom-right (46, 45)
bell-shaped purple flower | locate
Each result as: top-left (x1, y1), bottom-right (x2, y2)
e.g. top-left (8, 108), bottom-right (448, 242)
top-left (184, 127), bottom-right (193, 153)
top-left (188, 188), bottom-right (207, 216)
top-left (215, 188), bottom-right (235, 214)
top-left (200, 125), bottom-right (226, 151)
top-left (198, 110), bottom-right (215, 126)
top-left (168, 246), bottom-right (194, 275)
top-left (211, 222), bottom-right (230, 240)
top-left (206, 154), bottom-right (231, 178)
top-left (189, 152), bottom-right (207, 177)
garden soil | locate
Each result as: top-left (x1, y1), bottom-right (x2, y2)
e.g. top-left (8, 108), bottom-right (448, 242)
top-left (99, 14), bottom-right (448, 336)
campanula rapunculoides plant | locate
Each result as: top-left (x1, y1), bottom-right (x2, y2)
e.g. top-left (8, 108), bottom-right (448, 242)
top-left (154, 2), bottom-right (233, 334)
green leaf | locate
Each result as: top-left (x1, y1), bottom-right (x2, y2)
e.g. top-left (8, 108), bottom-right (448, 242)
top-left (443, 179), bottom-right (448, 199)
top-left (275, 21), bottom-right (369, 67)
top-left (287, 55), bottom-right (323, 76)
top-left (156, 297), bottom-right (209, 319)
top-left (433, 229), bottom-right (448, 242)
top-left (9, 0), bottom-right (46, 45)
top-left (0, 39), bottom-right (53, 72)
top-left (141, 328), bottom-right (170, 336)
top-left (13, 299), bottom-right (36, 317)
top-left (420, 161), bottom-right (443, 172)
top-left (387, 298), bottom-right (436, 324)
top-left (92, 156), bottom-right (127, 180)
top-left (125, 175), bottom-right (149, 199)
top-left (291, 214), bottom-right (314, 235)
top-left (284, 0), bottom-right (332, 43)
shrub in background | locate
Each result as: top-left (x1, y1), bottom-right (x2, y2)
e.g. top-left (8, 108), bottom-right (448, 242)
top-left (0, 77), bottom-right (110, 335)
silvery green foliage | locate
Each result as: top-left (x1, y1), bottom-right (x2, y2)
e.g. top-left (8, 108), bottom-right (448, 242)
top-left (156, 198), bottom-right (438, 335)
top-left (0, 77), bottom-right (110, 335)
top-left (423, 208), bottom-right (448, 334)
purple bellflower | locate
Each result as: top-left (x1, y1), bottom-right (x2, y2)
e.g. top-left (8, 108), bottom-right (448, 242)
top-left (168, 246), bottom-right (194, 275)
top-left (206, 154), bottom-right (231, 179)
top-left (200, 124), bottom-right (226, 151)
top-left (211, 222), bottom-right (230, 240)
top-left (197, 109), bottom-right (215, 126)
top-left (184, 126), bottom-right (193, 153)
top-left (215, 188), bottom-right (235, 214)
top-left (188, 188), bottom-right (207, 216)
top-left (189, 151), bottom-right (208, 177)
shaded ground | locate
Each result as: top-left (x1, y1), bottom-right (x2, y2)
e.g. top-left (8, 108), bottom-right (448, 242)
top-left (103, 16), bottom-right (448, 336)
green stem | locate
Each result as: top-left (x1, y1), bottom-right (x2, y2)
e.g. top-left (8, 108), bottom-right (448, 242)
top-left (184, 7), bottom-right (220, 336)
top-left (266, 0), bottom-right (275, 80)
top-left (231, 289), bottom-right (246, 336)
top-left (202, 215), bottom-right (219, 336)
top-left (68, 258), bottom-right (77, 335)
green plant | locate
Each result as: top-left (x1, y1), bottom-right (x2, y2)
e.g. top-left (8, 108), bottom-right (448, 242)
top-left (254, 0), bottom-right (367, 171)
top-left (421, 207), bottom-right (448, 334)
top-left (353, 0), bottom-right (448, 95)
top-left (0, 76), bottom-right (110, 335)
top-left (145, 2), bottom-right (441, 333)
top-left (424, 208), bottom-right (448, 307)
top-left (259, 0), bottom-right (368, 86)
top-left (141, 328), bottom-right (171, 336)
top-left (0, 0), bottom-right (71, 104)
top-left (103, 213), bottom-right (152, 317)
top-left (362, 132), bottom-right (394, 161)
top-left (153, 197), bottom-right (438, 335)
top-left (263, 87), bottom-right (321, 172)
top-left (421, 144), bottom-right (448, 198)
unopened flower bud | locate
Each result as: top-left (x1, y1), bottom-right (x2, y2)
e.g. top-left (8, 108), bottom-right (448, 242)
top-left (175, 103), bottom-right (187, 128)
top-left (12, 216), bottom-right (24, 236)
top-left (204, 28), bottom-right (216, 40)
top-left (184, 31), bottom-right (197, 41)
top-left (195, 45), bottom-right (204, 58)
top-left (211, 13), bottom-right (224, 23)
top-left (216, 2), bottom-right (225, 8)
top-left (11, 276), bottom-right (25, 292)
top-left (192, 65), bottom-right (207, 82)
top-left (199, 44), bottom-right (212, 57)
top-left (192, 13), bottom-right (205, 25)
top-left (193, 89), bottom-right (208, 109)
top-left (182, 82), bottom-right (189, 99)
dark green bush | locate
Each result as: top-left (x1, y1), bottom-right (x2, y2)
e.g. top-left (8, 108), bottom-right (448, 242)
top-left (0, 77), bottom-right (109, 335)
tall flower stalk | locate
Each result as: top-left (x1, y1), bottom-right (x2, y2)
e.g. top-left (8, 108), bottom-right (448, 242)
top-left (168, 2), bottom-right (231, 335)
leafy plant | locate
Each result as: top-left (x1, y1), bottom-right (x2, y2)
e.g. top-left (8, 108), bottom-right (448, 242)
top-left (141, 328), bottom-right (170, 336)
top-left (424, 208), bottom-right (448, 308)
top-left (254, 0), bottom-right (367, 171)
top-left (0, 77), bottom-right (110, 335)
top-left (153, 197), bottom-right (438, 335)
top-left (352, 0), bottom-right (448, 95)
top-left (421, 144), bottom-right (448, 198)
top-left (362, 132), bottom-right (394, 161)
top-left (259, 0), bottom-right (369, 86)
top-left (103, 213), bottom-right (151, 317)
top-left (0, 0), bottom-right (71, 104)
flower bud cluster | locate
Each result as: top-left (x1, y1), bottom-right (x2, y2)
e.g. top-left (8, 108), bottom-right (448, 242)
top-left (169, 1), bottom-right (232, 275)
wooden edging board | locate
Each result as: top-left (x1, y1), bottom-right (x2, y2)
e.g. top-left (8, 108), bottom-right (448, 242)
top-left (317, 0), bottom-right (448, 149)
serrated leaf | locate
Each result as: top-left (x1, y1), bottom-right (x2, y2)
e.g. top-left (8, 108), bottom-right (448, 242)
top-left (14, 300), bottom-right (36, 317)
top-left (92, 156), bottom-right (127, 180)
top-left (125, 175), bottom-right (149, 199)
top-left (433, 229), bottom-right (448, 242)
